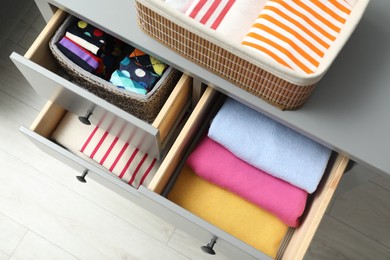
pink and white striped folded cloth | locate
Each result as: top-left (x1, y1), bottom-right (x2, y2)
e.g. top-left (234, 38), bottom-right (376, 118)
top-left (80, 126), bottom-right (159, 189)
top-left (185, 0), bottom-right (236, 30)
top-left (242, 0), bottom-right (352, 74)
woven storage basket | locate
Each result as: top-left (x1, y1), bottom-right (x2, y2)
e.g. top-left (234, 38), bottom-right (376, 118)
top-left (135, 0), bottom-right (369, 110)
top-left (49, 15), bottom-right (182, 123)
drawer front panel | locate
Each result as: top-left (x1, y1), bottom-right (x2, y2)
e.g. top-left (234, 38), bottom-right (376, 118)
top-left (19, 126), bottom-right (142, 204)
top-left (11, 52), bottom-right (161, 158)
top-left (138, 186), bottom-right (266, 260)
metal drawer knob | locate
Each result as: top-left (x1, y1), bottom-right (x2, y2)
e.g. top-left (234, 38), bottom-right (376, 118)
top-left (78, 111), bottom-right (92, 125)
top-left (201, 236), bottom-right (217, 255)
top-left (76, 169), bottom-right (88, 183)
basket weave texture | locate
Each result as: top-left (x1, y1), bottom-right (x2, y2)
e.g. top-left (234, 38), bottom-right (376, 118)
top-left (135, 2), bottom-right (317, 110)
top-left (49, 15), bottom-right (182, 123)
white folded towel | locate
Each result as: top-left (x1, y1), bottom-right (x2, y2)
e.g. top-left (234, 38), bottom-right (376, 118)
top-left (208, 97), bottom-right (332, 193)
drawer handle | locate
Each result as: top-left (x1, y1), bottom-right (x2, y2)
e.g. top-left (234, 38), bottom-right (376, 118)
top-left (201, 235), bottom-right (217, 255)
top-left (78, 111), bottom-right (92, 125)
top-left (76, 169), bottom-right (88, 183)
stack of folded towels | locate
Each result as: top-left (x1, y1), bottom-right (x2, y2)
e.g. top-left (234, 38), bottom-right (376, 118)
top-left (57, 18), bottom-right (167, 94)
top-left (168, 97), bottom-right (332, 258)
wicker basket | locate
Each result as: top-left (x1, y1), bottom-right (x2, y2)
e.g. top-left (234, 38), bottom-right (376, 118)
top-left (49, 15), bottom-right (182, 123)
top-left (135, 0), bottom-right (369, 110)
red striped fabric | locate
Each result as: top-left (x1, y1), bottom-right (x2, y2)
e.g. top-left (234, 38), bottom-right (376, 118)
top-left (185, 0), bottom-right (236, 29)
top-left (80, 126), bottom-right (159, 188)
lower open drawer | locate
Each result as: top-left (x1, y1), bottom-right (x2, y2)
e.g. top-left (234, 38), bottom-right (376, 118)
top-left (137, 87), bottom-right (350, 260)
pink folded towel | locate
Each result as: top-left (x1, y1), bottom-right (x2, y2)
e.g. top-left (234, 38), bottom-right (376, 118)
top-left (186, 136), bottom-right (308, 227)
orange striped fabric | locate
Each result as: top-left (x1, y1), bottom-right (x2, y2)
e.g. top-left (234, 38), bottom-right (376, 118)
top-left (242, 0), bottom-right (352, 74)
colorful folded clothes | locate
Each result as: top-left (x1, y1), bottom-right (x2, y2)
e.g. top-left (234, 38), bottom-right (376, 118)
top-left (65, 20), bottom-right (110, 55)
top-left (109, 70), bottom-right (148, 95)
top-left (80, 125), bottom-right (159, 189)
top-left (118, 56), bottom-right (160, 91)
top-left (129, 49), bottom-right (167, 76)
top-left (208, 97), bottom-right (332, 193)
top-left (186, 136), bottom-right (308, 227)
top-left (168, 165), bottom-right (289, 258)
top-left (242, 0), bottom-right (352, 74)
top-left (57, 36), bottom-right (101, 73)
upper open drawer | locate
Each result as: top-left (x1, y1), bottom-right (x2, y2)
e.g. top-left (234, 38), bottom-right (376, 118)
top-left (10, 9), bottom-right (191, 159)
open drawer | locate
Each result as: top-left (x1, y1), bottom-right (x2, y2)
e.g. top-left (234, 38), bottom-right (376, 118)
top-left (10, 9), bottom-right (191, 159)
top-left (137, 87), bottom-right (350, 260)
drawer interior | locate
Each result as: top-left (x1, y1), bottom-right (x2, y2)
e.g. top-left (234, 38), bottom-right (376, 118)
top-left (146, 90), bottom-right (349, 259)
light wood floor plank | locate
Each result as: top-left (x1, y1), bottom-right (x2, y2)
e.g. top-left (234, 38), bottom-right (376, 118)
top-left (10, 231), bottom-right (78, 260)
top-left (329, 182), bottom-right (390, 249)
top-left (304, 216), bottom-right (390, 260)
top-left (372, 175), bottom-right (390, 192)
top-left (0, 149), bottom-right (188, 260)
top-left (0, 213), bottom-right (27, 257)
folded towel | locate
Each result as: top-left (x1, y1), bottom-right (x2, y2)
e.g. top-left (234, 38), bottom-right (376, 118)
top-left (168, 165), bottom-right (289, 258)
top-left (187, 136), bottom-right (307, 227)
top-left (185, 0), bottom-right (237, 30)
top-left (208, 97), bottom-right (332, 193)
top-left (165, 0), bottom-right (194, 13)
top-left (80, 125), bottom-right (159, 189)
top-left (242, 0), bottom-right (352, 74)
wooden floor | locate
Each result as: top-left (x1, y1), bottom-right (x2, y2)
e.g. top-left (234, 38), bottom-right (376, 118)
top-left (0, 3), bottom-right (389, 260)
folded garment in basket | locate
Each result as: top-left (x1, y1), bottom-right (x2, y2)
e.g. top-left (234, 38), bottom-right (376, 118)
top-left (186, 136), bottom-right (307, 227)
top-left (242, 0), bottom-right (352, 74)
top-left (168, 165), bottom-right (289, 258)
top-left (208, 97), bottom-right (332, 193)
top-left (129, 49), bottom-right (167, 76)
top-left (80, 125), bottom-right (159, 189)
top-left (185, 0), bottom-right (237, 30)
top-left (119, 56), bottom-right (159, 90)
top-left (109, 70), bottom-right (148, 94)
top-left (165, 0), bottom-right (194, 13)
top-left (66, 20), bottom-right (108, 55)
top-left (57, 36), bottom-right (101, 73)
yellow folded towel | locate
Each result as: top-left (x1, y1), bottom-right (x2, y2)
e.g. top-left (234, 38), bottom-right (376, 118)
top-left (168, 165), bottom-right (289, 258)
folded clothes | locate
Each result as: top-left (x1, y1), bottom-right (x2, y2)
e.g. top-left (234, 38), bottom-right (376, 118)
top-left (110, 70), bottom-right (148, 94)
top-left (168, 165), bottom-right (289, 258)
top-left (129, 49), bottom-right (167, 76)
top-left (242, 0), bottom-right (352, 74)
top-left (57, 36), bottom-right (100, 73)
top-left (185, 0), bottom-right (237, 30)
top-left (165, 0), bottom-right (194, 13)
top-left (80, 125), bottom-right (159, 189)
top-left (186, 136), bottom-right (307, 227)
top-left (208, 97), bottom-right (332, 193)
top-left (118, 56), bottom-right (160, 91)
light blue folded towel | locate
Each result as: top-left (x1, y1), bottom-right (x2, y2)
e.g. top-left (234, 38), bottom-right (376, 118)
top-left (208, 98), bottom-right (332, 193)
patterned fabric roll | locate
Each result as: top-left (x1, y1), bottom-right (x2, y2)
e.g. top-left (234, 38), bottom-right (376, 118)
top-left (242, 0), bottom-right (352, 74)
top-left (185, 0), bottom-right (236, 30)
